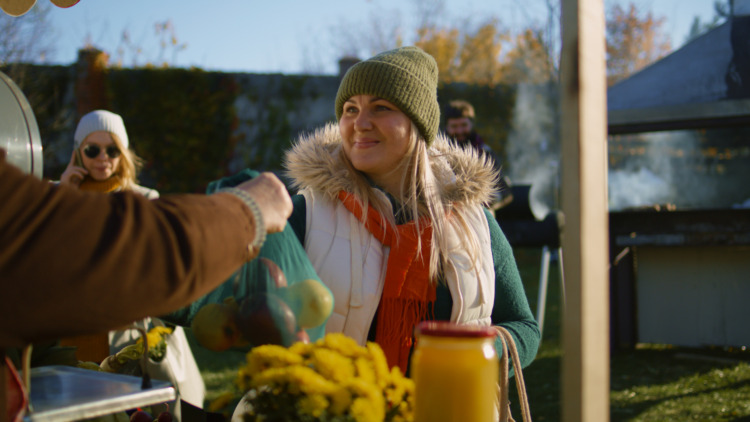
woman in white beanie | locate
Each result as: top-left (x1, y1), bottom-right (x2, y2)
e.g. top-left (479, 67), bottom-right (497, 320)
top-left (58, 110), bottom-right (205, 412)
top-left (59, 109), bottom-right (158, 199)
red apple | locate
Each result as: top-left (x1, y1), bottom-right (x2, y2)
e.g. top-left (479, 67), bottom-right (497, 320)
top-left (236, 292), bottom-right (298, 347)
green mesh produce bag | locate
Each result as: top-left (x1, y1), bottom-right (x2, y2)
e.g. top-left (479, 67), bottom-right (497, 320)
top-left (161, 169), bottom-right (330, 343)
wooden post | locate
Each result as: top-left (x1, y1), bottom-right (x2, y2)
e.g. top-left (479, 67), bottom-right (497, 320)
top-left (560, 0), bottom-right (610, 421)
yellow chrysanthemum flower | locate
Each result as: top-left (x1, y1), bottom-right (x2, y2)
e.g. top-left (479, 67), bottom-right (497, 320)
top-left (350, 397), bottom-right (383, 422)
top-left (309, 348), bottom-right (355, 383)
top-left (245, 344), bottom-right (303, 375)
top-left (237, 333), bottom-right (415, 421)
top-left (132, 326), bottom-right (173, 361)
top-left (388, 367), bottom-right (415, 396)
top-left (353, 356), bottom-right (376, 384)
top-left (317, 333), bottom-right (364, 358)
top-left (297, 393), bottom-right (329, 417)
top-left (327, 386), bottom-right (352, 416)
top-left (253, 366), bottom-right (339, 396)
top-left (289, 340), bottom-right (313, 357)
top-left (366, 342), bottom-right (391, 388)
top-left (345, 378), bottom-right (384, 412)
top-left (385, 380), bottom-right (406, 408)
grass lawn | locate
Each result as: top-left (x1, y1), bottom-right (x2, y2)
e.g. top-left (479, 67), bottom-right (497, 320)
top-left (187, 247), bottom-right (750, 421)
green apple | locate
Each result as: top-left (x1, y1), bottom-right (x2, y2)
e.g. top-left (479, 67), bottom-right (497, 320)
top-left (280, 279), bottom-right (334, 329)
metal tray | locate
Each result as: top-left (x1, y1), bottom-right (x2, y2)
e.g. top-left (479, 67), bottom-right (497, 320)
top-left (24, 365), bottom-right (175, 422)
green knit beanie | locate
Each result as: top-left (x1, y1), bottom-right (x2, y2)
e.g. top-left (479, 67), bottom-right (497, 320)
top-left (335, 46), bottom-right (440, 145)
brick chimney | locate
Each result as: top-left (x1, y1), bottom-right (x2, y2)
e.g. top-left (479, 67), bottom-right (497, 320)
top-left (75, 47), bottom-right (110, 118)
top-left (338, 56), bottom-right (360, 79)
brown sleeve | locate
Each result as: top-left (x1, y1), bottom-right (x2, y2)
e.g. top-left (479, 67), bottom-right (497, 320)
top-left (0, 151), bottom-right (257, 348)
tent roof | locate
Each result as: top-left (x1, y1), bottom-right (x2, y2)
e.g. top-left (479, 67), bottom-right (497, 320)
top-left (607, 15), bottom-right (750, 134)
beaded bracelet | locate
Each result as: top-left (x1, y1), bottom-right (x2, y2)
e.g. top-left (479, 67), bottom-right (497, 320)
top-left (218, 187), bottom-right (266, 254)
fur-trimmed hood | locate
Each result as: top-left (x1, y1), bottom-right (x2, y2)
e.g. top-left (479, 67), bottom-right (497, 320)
top-left (284, 123), bottom-right (499, 207)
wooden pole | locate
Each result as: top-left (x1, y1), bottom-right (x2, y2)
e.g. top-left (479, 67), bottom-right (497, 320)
top-left (560, 0), bottom-right (610, 421)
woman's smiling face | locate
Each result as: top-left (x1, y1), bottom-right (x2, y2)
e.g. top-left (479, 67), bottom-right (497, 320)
top-left (339, 95), bottom-right (412, 192)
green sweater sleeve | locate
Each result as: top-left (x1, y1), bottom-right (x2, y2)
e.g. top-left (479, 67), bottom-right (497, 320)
top-left (485, 208), bottom-right (541, 370)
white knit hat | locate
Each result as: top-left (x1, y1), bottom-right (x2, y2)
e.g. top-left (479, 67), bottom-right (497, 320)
top-left (74, 110), bottom-right (129, 149)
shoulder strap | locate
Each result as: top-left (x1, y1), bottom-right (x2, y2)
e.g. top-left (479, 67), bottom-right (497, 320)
top-left (495, 326), bottom-right (532, 422)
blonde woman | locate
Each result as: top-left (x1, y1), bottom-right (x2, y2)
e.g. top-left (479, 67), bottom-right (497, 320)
top-left (59, 110), bottom-right (205, 411)
top-left (281, 46), bottom-right (540, 373)
top-left (60, 109), bottom-right (158, 199)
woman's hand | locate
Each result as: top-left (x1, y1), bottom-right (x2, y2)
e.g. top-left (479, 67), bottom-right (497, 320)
top-left (234, 172), bottom-right (293, 234)
top-left (59, 150), bottom-right (88, 187)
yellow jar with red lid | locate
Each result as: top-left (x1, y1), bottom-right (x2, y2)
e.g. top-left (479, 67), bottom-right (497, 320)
top-left (411, 321), bottom-right (498, 422)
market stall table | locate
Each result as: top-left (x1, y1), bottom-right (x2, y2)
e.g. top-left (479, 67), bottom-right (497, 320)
top-left (24, 366), bottom-right (175, 422)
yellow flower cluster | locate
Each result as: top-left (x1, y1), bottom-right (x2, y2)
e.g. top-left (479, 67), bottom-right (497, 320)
top-left (135, 325), bottom-right (174, 362)
top-left (136, 326), bottom-right (173, 348)
top-left (236, 333), bottom-right (415, 422)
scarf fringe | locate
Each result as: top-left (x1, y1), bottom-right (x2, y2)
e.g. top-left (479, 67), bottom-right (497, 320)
top-left (376, 297), bottom-right (435, 372)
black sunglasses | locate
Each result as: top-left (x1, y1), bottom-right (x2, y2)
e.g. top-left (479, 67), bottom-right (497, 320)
top-left (83, 144), bottom-right (121, 159)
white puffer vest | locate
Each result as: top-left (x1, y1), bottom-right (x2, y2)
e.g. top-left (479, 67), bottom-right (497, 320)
top-left (301, 188), bottom-right (495, 346)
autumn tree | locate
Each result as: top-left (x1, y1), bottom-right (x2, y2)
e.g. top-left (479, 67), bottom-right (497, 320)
top-left (501, 27), bottom-right (556, 85)
top-left (606, 3), bottom-right (672, 86)
top-left (111, 19), bottom-right (188, 68)
top-left (415, 18), bottom-right (509, 86)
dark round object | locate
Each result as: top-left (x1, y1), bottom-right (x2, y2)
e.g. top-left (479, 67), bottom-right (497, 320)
top-left (129, 410), bottom-right (153, 422)
top-left (156, 411), bottom-right (174, 422)
top-left (236, 292), bottom-right (298, 347)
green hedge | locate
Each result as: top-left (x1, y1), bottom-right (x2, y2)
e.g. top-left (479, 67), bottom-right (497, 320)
top-left (107, 68), bottom-right (239, 194)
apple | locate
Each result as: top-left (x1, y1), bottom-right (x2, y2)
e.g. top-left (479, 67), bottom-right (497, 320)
top-left (129, 410), bottom-right (153, 422)
top-left (236, 292), bottom-right (298, 347)
top-left (156, 411), bottom-right (173, 422)
top-left (191, 302), bottom-right (241, 351)
top-left (279, 279), bottom-right (333, 329)
top-left (260, 257), bottom-right (287, 288)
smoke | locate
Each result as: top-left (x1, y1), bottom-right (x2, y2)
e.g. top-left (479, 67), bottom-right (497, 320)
top-left (505, 82), bottom-right (560, 220)
top-left (607, 167), bottom-right (672, 210)
top-left (607, 130), bottom-right (712, 211)
top-left (504, 86), bottom-right (749, 214)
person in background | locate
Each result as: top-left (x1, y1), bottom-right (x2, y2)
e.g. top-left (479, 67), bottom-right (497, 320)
top-left (444, 99), bottom-right (509, 208)
top-left (56, 109), bottom-right (206, 409)
top-left (279, 46), bottom-right (540, 374)
top-left (443, 99), bottom-right (493, 156)
top-left (59, 109), bottom-right (158, 199)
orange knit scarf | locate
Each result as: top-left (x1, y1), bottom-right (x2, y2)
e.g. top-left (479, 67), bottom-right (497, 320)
top-left (338, 191), bottom-right (436, 373)
top-left (79, 177), bottom-right (121, 193)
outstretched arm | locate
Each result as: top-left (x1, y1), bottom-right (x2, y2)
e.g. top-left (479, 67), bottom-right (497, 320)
top-left (0, 152), bottom-right (291, 348)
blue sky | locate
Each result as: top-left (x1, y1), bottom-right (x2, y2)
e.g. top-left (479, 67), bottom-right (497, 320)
top-left (35, 0), bottom-right (718, 75)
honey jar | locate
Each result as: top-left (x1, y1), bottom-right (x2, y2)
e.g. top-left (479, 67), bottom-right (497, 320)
top-left (411, 321), bottom-right (499, 422)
